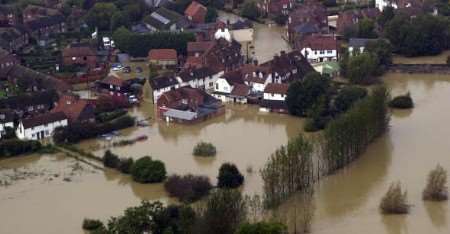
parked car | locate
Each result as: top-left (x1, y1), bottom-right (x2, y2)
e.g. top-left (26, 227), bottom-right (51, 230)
top-left (123, 66), bottom-right (131, 73)
top-left (111, 63), bottom-right (123, 71)
top-left (136, 67), bottom-right (143, 73)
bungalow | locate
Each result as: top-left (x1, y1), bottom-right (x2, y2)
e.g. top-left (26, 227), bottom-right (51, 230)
top-left (297, 34), bottom-right (338, 64)
top-left (16, 112), bottom-right (68, 140)
top-left (157, 86), bottom-right (224, 124)
top-left (0, 110), bottom-right (14, 139)
top-left (185, 1), bottom-right (207, 24)
top-left (62, 43), bottom-right (97, 68)
top-left (148, 49), bottom-right (178, 69)
top-left (0, 26), bottom-right (29, 53)
top-left (51, 94), bottom-right (95, 123)
top-left (149, 75), bottom-right (181, 104)
top-left (144, 7), bottom-right (189, 32)
top-left (260, 83), bottom-right (289, 113)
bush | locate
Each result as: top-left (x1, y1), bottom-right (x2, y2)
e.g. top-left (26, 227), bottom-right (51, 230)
top-left (0, 139), bottom-right (42, 158)
top-left (82, 218), bottom-right (104, 231)
top-left (389, 93), bottom-right (414, 109)
top-left (193, 142), bottom-right (217, 157)
top-left (304, 118), bottom-right (319, 132)
top-left (103, 150), bottom-right (120, 168)
top-left (217, 163), bottom-right (244, 188)
top-left (237, 222), bottom-right (288, 234)
top-left (423, 165), bottom-right (448, 201)
top-left (380, 182), bottom-right (410, 214)
top-left (96, 109), bottom-right (127, 123)
top-left (164, 174), bottom-right (212, 202)
top-left (119, 157), bottom-right (134, 174)
top-left (131, 156), bottom-right (166, 183)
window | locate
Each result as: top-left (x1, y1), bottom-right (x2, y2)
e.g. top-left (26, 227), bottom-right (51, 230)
top-left (327, 50), bottom-right (333, 54)
top-left (215, 83), bottom-right (219, 90)
top-left (320, 50), bottom-right (324, 54)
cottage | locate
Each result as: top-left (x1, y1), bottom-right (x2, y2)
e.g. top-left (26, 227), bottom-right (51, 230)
top-left (0, 26), bottom-right (29, 53)
top-left (177, 67), bottom-right (222, 91)
top-left (229, 83), bottom-right (251, 104)
top-left (16, 112), bottom-right (68, 140)
top-left (260, 50), bottom-right (314, 84)
top-left (144, 7), bottom-right (189, 32)
top-left (51, 95), bottom-right (95, 123)
top-left (148, 49), bottom-right (178, 69)
top-left (205, 36), bottom-right (243, 72)
top-left (260, 83), bottom-right (289, 113)
top-left (0, 90), bottom-right (58, 116)
top-left (185, 1), bottom-right (207, 24)
top-left (157, 87), bottom-right (224, 124)
top-left (149, 75), bottom-right (181, 103)
top-left (287, 1), bottom-right (328, 42)
top-left (62, 43), bottom-right (97, 68)
top-left (348, 38), bottom-right (378, 55)
top-left (297, 34), bottom-right (338, 63)
top-left (212, 70), bottom-right (245, 102)
top-left (0, 110), bottom-right (14, 139)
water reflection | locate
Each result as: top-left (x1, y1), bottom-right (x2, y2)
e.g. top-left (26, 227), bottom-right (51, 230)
top-left (425, 201), bottom-right (448, 228)
top-left (382, 214), bottom-right (408, 234)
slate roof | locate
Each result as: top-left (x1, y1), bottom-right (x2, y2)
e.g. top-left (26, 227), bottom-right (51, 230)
top-left (178, 67), bottom-right (215, 82)
top-left (145, 7), bottom-right (185, 31)
top-left (149, 75), bottom-right (179, 90)
top-left (22, 111), bottom-right (67, 129)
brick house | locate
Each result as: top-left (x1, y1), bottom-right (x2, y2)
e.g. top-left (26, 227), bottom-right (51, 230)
top-left (148, 49), bottom-right (178, 69)
top-left (0, 27), bottom-right (29, 53)
top-left (204, 37), bottom-right (243, 72)
top-left (25, 14), bottom-right (66, 45)
top-left (62, 43), bottom-right (97, 68)
top-left (185, 1), bottom-right (208, 24)
top-left (51, 94), bottom-right (95, 123)
top-left (336, 8), bottom-right (380, 35)
top-left (287, 1), bottom-right (328, 42)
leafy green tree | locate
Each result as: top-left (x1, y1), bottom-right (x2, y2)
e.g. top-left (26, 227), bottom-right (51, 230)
top-left (103, 150), bottom-right (120, 168)
top-left (124, 3), bottom-right (145, 22)
top-left (286, 72), bottom-right (330, 116)
top-left (85, 2), bottom-right (119, 31)
top-left (217, 163), bottom-right (244, 188)
top-left (237, 222), bottom-right (287, 234)
top-left (200, 189), bottom-right (247, 234)
top-left (240, 2), bottom-right (260, 20)
top-left (366, 39), bottom-right (393, 67)
top-left (377, 6), bottom-right (395, 27)
top-left (357, 18), bottom-right (377, 38)
top-left (205, 7), bottom-right (218, 23)
top-left (111, 11), bottom-right (131, 31)
top-left (131, 156), bottom-right (167, 183)
top-left (346, 52), bottom-right (378, 84)
top-left (333, 87), bottom-right (367, 114)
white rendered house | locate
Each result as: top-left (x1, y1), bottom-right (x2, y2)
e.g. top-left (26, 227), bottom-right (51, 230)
top-left (16, 112), bottom-right (68, 140)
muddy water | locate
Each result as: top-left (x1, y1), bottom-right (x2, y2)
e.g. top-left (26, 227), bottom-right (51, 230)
top-left (393, 50), bottom-right (450, 64)
top-left (218, 11), bottom-right (291, 63)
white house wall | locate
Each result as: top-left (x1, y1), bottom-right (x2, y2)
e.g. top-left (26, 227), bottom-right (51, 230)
top-left (16, 119), bottom-right (68, 140)
top-left (263, 92), bottom-right (286, 101)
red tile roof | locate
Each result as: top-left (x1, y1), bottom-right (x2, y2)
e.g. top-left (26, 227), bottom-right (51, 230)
top-left (187, 41), bottom-right (214, 53)
top-left (185, 56), bottom-right (204, 69)
top-left (51, 95), bottom-right (93, 123)
top-left (148, 49), bottom-right (178, 61)
top-left (101, 75), bottom-right (125, 87)
top-left (22, 112), bottom-right (67, 129)
top-left (230, 83), bottom-right (250, 97)
top-left (264, 83), bottom-right (289, 94)
top-left (298, 34), bottom-right (338, 51)
top-left (185, 1), bottom-right (207, 18)
top-left (62, 45), bottom-right (96, 58)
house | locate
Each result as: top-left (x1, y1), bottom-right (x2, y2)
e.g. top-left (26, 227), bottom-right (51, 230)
top-left (16, 112), bottom-right (68, 140)
top-left (0, 5), bottom-right (19, 26)
top-left (205, 36), bottom-right (243, 72)
top-left (375, 0), bottom-right (423, 11)
top-left (260, 83), bottom-right (289, 113)
top-left (287, 1), bottom-right (328, 42)
top-left (157, 86), bottom-right (224, 124)
top-left (0, 90), bottom-right (58, 117)
top-left (51, 94), bottom-right (95, 123)
top-left (243, 69), bottom-right (271, 93)
top-left (297, 34), bottom-right (338, 63)
top-left (144, 7), bottom-right (189, 32)
top-left (229, 83), bottom-right (251, 104)
top-left (0, 110), bottom-right (14, 139)
top-left (348, 38), bottom-right (378, 55)
top-left (260, 50), bottom-right (315, 84)
top-left (185, 1), bottom-right (207, 24)
top-left (149, 75), bottom-right (181, 103)
top-left (187, 41), bottom-right (215, 57)
top-left (177, 67), bottom-right (222, 91)
top-left (23, 5), bottom-right (61, 23)
top-left (148, 49), bottom-right (178, 69)
top-left (336, 8), bottom-right (380, 35)
top-left (0, 26), bottom-right (29, 53)
top-left (62, 43), bottom-right (97, 68)
top-left (0, 48), bottom-right (19, 71)
top-left (212, 70), bottom-right (245, 102)
top-left (25, 14), bottom-right (66, 45)
top-left (96, 75), bottom-right (128, 97)
top-left (257, 0), bottom-right (294, 17)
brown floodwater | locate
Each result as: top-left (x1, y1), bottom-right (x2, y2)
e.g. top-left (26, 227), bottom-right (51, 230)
top-left (393, 50), bottom-right (450, 64)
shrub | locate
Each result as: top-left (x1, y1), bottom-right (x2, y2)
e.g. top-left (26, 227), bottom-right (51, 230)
top-left (164, 174), bottom-right (212, 202)
top-left (96, 109), bottom-right (127, 123)
top-left (380, 182), bottom-right (410, 214)
top-left (217, 163), bottom-right (244, 188)
top-left (237, 222), bottom-right (287, 234)
top-left (82, 218), bottom-right (104, 231)
top-left (389, 93), bottom-right (414, 109)
top-left (423, 165), bottom-right (448, 201)
top-left (119, 157), bottom-right (134, 174)
top-left (303, 119), bottom-right (319, 132)
top-left (103, 150), bottom-right (120, 168)
top-left (193, 142), bottom-right (217, 157)
top-left (0, 139), bottom-right (42, 158)
top-left (131, 156), bottom-right (166, 183)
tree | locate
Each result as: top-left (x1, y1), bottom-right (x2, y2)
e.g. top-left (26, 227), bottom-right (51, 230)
top-left (217, 163), bottom-right (244, 188)
top-left (111, 11), bottom-right (131, 31)
top-left (131, 156), bottom-right (167, 183)
top-left (286, 72), bottom-right (330, 116)
top-left (112, 26), bottom-right (133, 51)
top-left (164, 174), bottom-right (212, 202)
top-left (333, 86), bottom-right (367, 114)
top-left (205, 7), bottom-right (218, 23)
top-left (389, 93), bottom-right (414, 109)
top-left (193, 142), bottom-right (217, 156)
top-left (366, 39), bottom-right (393, 72)
top-left (237, 222), bottom-right (287, 234)
top-left (423, 165), bottom-right (448, 201)
top-left (346, 52), bottom-right (378, 84)
top-left (240, 2), bottom-right (260, 20)
top-left (85, 2), bottom-right (119, 31)
top-left (380, 182), bottom-right (410, 214)
top-left (200, 189), bottom-right (247, 234)
top-left (377, 6), bottom-right (395, 27)
top-left (357, 18), bottom-right (377, 38)
top-left (103, 150), bottom-right (120, 168)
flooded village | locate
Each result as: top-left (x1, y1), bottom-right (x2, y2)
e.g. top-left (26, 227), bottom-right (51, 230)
top-left (1, 0), bottom-right (450, 234)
